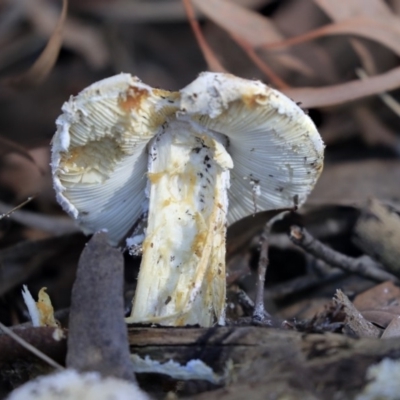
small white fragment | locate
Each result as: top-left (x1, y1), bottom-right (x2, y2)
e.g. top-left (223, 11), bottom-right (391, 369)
top-left (356, 358), bottom-right (400, 400)
top-left (21, 285), bottom-right (40, 327)
top-left (250, 179), bottom-right (261, 196)
top-left (126, 234), bottom-right (145, 256)
top-left (52, 328), bottom-right (65, 341)
top-left (6, 370), bottom-right (150, 400)
top-left (131, 354), bottom-right (223, 384)
top-left (126, 234), bottom-right (145, 248)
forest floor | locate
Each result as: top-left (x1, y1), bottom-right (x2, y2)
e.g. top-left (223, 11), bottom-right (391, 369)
top-left (1, 1), bottom-right (400, 399)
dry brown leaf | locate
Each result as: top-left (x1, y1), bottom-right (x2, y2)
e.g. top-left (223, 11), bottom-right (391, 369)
top-left (231, 35), bottom-right (289, 88)
top-left (353, 281), bottom-right (400, 327)
top-left (25, 0), bottom-right (108, 69)
top-left (352, 105), bottom-right (399, 148)
top-left (381, 315), bottom-right (400, 338)
top-left (272, 0), bottom-right (339, 83)
top-left (315, 0), bottom-right (392, 20)
top-left (265, 1), bottom-right (399, 78)
top-left (263, 16), bottom-right (400, 58)
top-left (353, 281), bottom-right (400, 311)
top-left (193, 0), bottom-right (287, 47)
top-left (0, 147), bottom-right (50, 201)
top-left (190, 0), bottom-right (313, 80)
top-left (233, 0), bottom-right (400, 106)
top-left (283, 65), bottom-right (400, 108)
top-left (390, 0), bottom-right (400, 15)
top-left (314, 0), bottom-right (394, 76)
top-left (309, 160), bottom-right (400, 205)
top-left (319, 109), bottom-right (358, 145)
top-left (0, 136), bottom-right (42, 170)
top-left (5, 0), bottom-right (67, 89)
top-left (0, 200), bottom-right (78, 235)
top-left (353, 199), bottom-right (400, 276)
top-left (182, 0), bottom-right (226, 72)
top-left (360, 310), bottom-right (399, 328)
top-left (334, 289), bottom-right (381, 338)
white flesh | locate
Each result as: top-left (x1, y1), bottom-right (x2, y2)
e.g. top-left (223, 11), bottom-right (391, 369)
top-left (126, 120), bottom-right (232, 326)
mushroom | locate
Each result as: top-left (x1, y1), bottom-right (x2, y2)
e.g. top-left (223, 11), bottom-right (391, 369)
top-left (6, 370), bottom-right (150, 400)
top-left (51, 72), bottom-right (324, 327)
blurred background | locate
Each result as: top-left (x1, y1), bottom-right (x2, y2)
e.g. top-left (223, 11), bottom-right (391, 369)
top-left (1, 0), bottom-right (400, 332)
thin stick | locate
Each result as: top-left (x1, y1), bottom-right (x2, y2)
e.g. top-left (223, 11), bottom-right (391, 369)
top-left (0, 199), bottom-right (77, 235)
top-left (0, 196), bottom-right (35, 220)
top-left (289, 225), bottom-right (399, 284)
top-left (356, 68), bottom-right (400, 118)
top-left (252, 220), bottom-right (275, 325)
top-left (232, 34), bottom-right (290, 90)
top-left (181, 0), bottom-right (226, 72)
top-left (0, 322), bottom-right (64, 370)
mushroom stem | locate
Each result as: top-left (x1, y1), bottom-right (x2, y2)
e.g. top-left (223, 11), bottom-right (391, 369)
top-left (126, 121), bottom-right (233, 326)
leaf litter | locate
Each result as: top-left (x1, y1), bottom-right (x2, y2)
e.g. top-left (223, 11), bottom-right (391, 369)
top-left (1, 0), bottom-right (400, 398)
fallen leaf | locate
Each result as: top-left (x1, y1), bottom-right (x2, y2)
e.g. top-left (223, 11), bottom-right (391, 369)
top-left (5, 0), bottom-right (68, 89)
top-left (182, 0), bottom-right (226, 72)
top-left (392, 0), bottom-right (400, 15)
top-left (309, 160), bottom-right (400, 205)
top-left (314, 0), bottom-right (392, 20)
top-left (26, 0), bottom-right (110, 69)
top-left (262, 16), bottom-right (400, 58)
top-left (353, 199), bottom-right (400, 276)
top-left (354, 281), bottom-right (400, 311)
top-left (191, 0), bottom-right (313, 81)
top-left (0, 147), bottom-right (50, 201)
top-left (381, 315), bottom-right (400, 338)
top-left (334, 289), bottom-right (381, 338)
top-left (352, 105), bottom-right (399, 148)
top-left (283, 65), bottom-right (400, 108)
top-left (314, 0), bottom-right (394, 75)
top-left (353, 281), bottom-right (400, 327)
top-left (0, 136), bottom-right (42, 171)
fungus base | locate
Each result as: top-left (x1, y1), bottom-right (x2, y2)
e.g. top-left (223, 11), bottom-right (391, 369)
top-left (126, 120), bottom-right (232, 326)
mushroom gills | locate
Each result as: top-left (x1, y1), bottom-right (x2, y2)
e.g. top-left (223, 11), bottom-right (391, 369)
top-left (126, 120), bottom-right (232, 326)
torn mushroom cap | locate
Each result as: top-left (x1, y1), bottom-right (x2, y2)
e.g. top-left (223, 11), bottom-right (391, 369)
top-left (52, 72), bottom-right (324, 245)
top-left (6, 370), bottom-right (150, 400)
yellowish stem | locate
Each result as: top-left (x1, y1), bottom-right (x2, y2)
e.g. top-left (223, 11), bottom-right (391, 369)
top-left (126, 121), bottom-right (232, 326)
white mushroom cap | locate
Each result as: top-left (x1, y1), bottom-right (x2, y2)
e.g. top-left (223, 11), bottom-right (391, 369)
top-left (180, 72), bottom-right (324, 225)
top-left (6, 370), bottom-right (150, 400)
top-left (51, 72), bottom-right (324, 245)
top-left (52, 74), bottom-right (179, 245)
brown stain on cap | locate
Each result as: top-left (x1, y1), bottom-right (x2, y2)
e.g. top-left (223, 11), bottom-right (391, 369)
top-left (241, 92), bottom-right (269, 109)
top-left (118, 86), bottom-right (150, 112)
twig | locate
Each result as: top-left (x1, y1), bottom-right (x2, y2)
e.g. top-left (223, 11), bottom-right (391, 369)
top-left (356, 68), bottom-right (400, 118)
top-left (289, 225), bottom-right (399, 284)
top-left (0, 199), bottom-right (78, 234)
top-left (232, 34), bottom-right (290, 90)
top-left (181, 0), bottom-right (226, 72)
top-left (252, 223), bottom-right (272, 325)
top-left (266, 269), bottom-right (345, 301)
top-left (232, 287), bottom-right (269, 321)
top-left (0, 322), bottom-right (64, 370)
top-left (252, 214), bottom-right (289, 325)
top-left (0, 196), bottom-right (34, 220)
